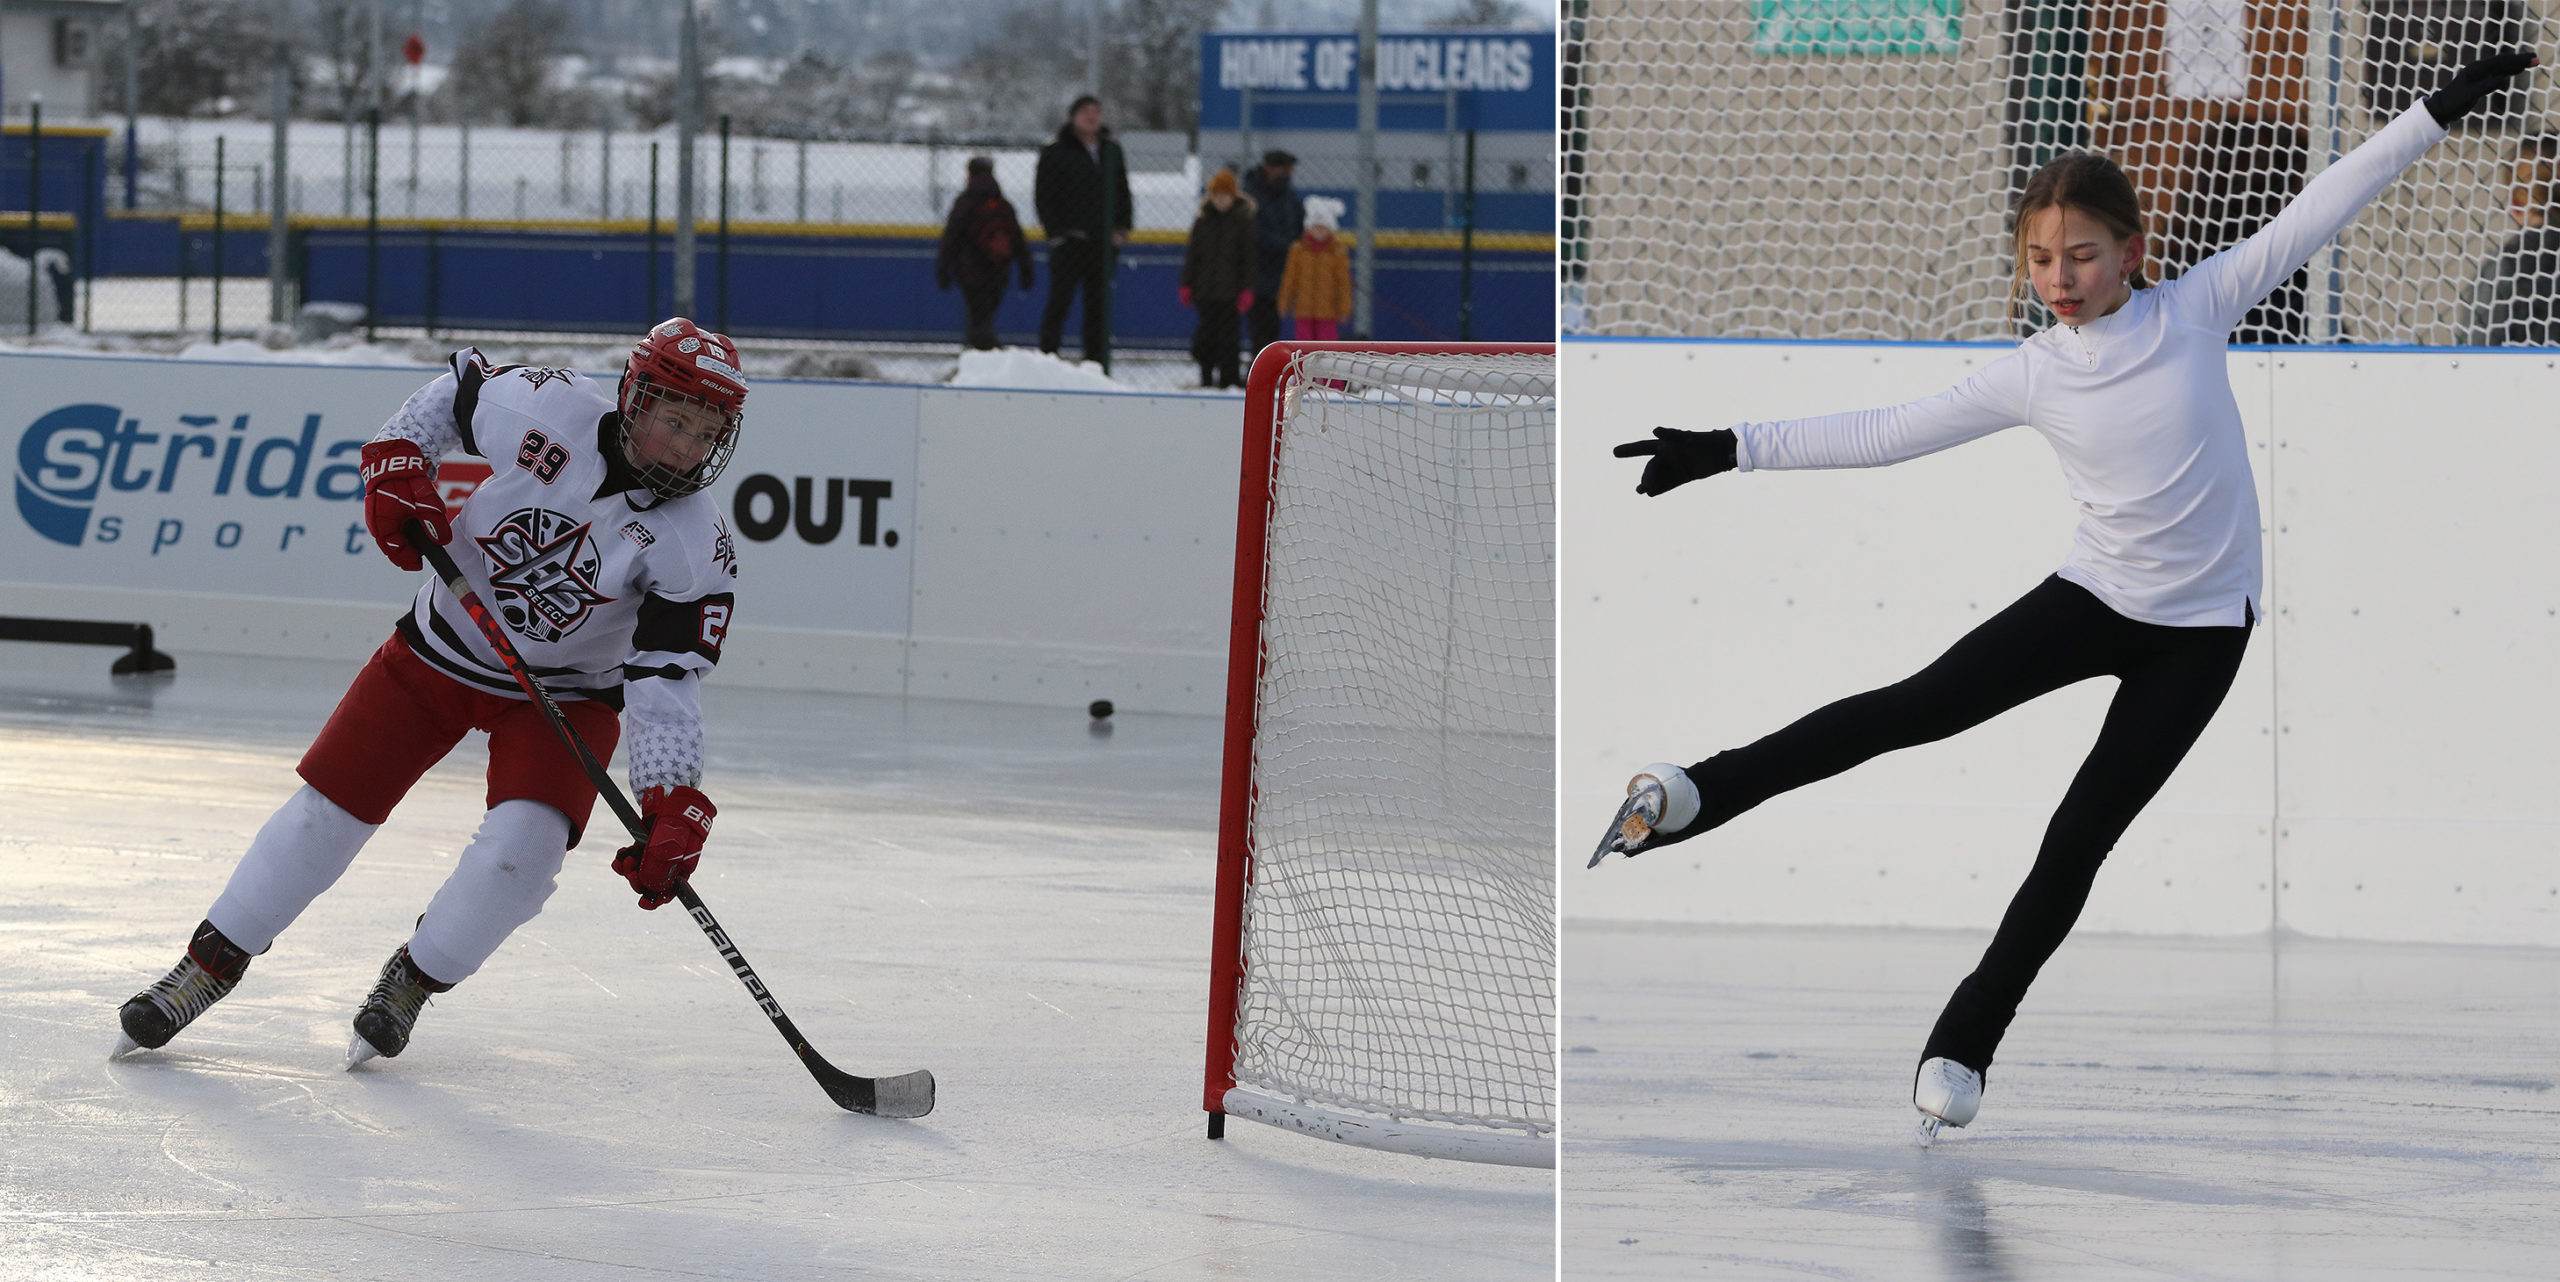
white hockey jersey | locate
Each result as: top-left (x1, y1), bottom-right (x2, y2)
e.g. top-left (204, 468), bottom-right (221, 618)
top-left (376, 349), bottom-right (739, 794)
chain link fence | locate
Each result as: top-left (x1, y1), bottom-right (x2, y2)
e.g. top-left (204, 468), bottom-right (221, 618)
top-left (1564, 0), bottom-right (2560, 347)
top-left (9, 108), bottom-right (1539, 379)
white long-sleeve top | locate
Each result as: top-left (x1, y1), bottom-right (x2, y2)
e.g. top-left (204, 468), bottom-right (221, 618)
top-left (1733, 102), bottom-right (2449, 627)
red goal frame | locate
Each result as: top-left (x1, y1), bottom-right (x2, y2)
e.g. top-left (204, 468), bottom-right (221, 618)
top-left (1201, 340), bottom-right (1557, 1154)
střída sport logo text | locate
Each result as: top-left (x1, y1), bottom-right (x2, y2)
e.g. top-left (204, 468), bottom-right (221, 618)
top-left (475, 507), bottom-right (614, 642)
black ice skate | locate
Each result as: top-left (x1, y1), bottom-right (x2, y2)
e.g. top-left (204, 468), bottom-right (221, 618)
top-left (347, 945), bottom-right (452, 1068)
top-left (114, 921), bottom-right (254, 1058)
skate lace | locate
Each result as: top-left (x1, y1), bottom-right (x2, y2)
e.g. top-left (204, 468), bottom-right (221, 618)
top-left (143, 957), bottom-right (237, 1026)
top-left (365, 963), bottom-right (434, 1029)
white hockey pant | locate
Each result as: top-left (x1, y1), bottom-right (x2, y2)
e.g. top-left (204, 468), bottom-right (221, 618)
top-left (407, 799), bottom-right (572, 986)
top-left (204, 787), bottom-right (570, 986)
top-left (207, 785), bottom-right (380, 955)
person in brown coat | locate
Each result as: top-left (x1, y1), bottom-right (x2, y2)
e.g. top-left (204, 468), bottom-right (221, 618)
top-left (1277, 195), bottom-right (1354, 340)
top-left (937, 156), bottom-right (1035, 351)
top-left (1181, 169), bottom-right (1259, 388)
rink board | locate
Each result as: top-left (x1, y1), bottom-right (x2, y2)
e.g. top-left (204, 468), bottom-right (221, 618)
top-left (1, 349), bottom-right (1237, 714)
top-left (1562, 337), bottom-right (2560, 946)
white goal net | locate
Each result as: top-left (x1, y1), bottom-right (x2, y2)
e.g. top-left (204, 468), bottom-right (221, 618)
top-left (1563, 0), bottom-right (2560, 346)
top-left (1208, 346), bottom-right (1557, 1168)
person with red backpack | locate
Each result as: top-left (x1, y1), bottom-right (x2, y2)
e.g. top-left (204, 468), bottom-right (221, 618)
top-left (937, 156), bottom-right (1035, 351)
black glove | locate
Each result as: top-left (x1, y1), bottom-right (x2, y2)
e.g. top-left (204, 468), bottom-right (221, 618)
top-left (1613, 427), bottom-right (1738, 496)
top-left (2426, 51), bottom-right (2538, 126)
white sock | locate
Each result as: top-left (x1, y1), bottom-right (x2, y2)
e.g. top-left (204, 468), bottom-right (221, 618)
top-left (207, 786), bottom-right (379, 955)
top-left (406, 799), bottom-right (572, 985)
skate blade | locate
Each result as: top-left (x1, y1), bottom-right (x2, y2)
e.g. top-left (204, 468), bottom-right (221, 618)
top-left (346, 1034), bottom-right (385, 1070)
top-left (109, 1033), bottom-right (143, 1061)
top-left (1913, 1114), bottom-right (1948, 1147)
top-left (1586, 782), bottom-right (1664, 868)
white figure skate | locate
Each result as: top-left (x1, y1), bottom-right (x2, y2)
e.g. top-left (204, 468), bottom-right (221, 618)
top-left (1912, 1056), bottom-right (1983, 1146)
top-left (1586, 762), bottom-right (1702, 868)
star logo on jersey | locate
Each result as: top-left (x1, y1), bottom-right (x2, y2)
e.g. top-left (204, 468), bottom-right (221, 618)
top-left (514, 366), bottom-right (575, 390)
top-left (476, 507), bottom-right (615, 642)
top-left (711, 518), bottom-right (739, 578)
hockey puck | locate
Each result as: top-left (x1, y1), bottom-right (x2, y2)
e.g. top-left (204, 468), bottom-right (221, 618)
top-left (1088, 699), bottom-right (1114, 719)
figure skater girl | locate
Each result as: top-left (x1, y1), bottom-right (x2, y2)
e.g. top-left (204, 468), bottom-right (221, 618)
top-left (1591, 51), bottom-right (2538, 1142)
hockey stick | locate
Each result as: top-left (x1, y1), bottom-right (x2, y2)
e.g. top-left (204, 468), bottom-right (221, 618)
top-left (407, 523), bottom-right (934, 1118)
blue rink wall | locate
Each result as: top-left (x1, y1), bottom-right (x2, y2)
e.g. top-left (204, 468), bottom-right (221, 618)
top-left (66, 217), bottom-right (1555, 347)
top-left (2, 350), bottom-right (1241, 716)
top-left (1563, 337), bottom-right (2560, 948)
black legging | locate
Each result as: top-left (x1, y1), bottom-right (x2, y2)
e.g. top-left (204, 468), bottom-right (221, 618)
top-left (1684, 575), bottom-right (2251, 1079)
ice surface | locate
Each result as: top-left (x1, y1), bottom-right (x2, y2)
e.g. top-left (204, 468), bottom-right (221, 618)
top-left (1564, 921), bottom-right (2560, 1280)
top-left (0, 644), bottom-right (1549, 1280)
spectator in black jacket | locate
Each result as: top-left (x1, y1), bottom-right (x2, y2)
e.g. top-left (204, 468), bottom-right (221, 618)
top-left (937, 157), bottom-right (1035, 351)
top-left (1241, 150), bottom-right (1305, 356)
top-left (1032, 95), bottom-right (1134, 365)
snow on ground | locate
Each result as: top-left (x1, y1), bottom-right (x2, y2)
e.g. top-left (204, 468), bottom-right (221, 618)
top-left (113, 117), bottom-right (1206, 230)
top-left (0, 645), bottom-right (1549, 1280)
top-left (947, 347), bottom-right (1234, 395)
top-left (3, 321), bottom-right (1237, 394)
top-left (171, 337), bottom-right (438, 366)
top-left (1564, 920), bottom-right (2560, 1281)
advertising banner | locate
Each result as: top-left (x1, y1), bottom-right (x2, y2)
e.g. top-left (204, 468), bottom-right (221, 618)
top-left (4, 352), bottom-right (918, 639)
top-left (703, 380), bottom-right (918, 636)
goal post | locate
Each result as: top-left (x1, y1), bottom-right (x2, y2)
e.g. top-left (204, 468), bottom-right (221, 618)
top-left (1204, 341), bottom-right (1558, 1169)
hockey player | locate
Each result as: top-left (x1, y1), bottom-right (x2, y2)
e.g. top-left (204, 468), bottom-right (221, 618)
top-left (1590, 54), bottom-right (2537, 1142)
top-left (114, 317), bottom-right (747, 1068)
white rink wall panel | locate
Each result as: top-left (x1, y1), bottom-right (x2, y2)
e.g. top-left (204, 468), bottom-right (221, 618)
top-left (1564, 338), bottom-right (2560, 947)
top-left (2265, 350), bottom-right (2560, 944)
top-left (907, 389), bottom-right (1239, 712)
top-left (1, 352), bottom-right (1239, 714)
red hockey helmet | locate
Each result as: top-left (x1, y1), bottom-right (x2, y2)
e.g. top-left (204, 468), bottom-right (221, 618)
top-left (618, 317), bottom-right (747, 499)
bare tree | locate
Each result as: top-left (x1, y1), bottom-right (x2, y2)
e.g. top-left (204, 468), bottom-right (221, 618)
top-left (1429, 0), bottom-right (1533, 27)
top-left (443, 0), bottom-right (571, 126)
top-left (1105, 0), bottom-right (1229, 132)
top-left (105, 0), bottom-right (295, 116)
top-left (945, 1), bottom-right (1086, 138)
top-left (309, 0), bottom-right (388, 121)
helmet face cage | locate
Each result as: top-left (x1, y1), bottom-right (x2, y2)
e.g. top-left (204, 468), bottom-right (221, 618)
top-left (619, 382), bottom-right (742, 499)
top-left (618, 319), bottom-right (747, 500)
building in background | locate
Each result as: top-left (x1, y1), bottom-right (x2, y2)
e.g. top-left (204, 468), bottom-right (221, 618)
top-left (0, 0), bottom-right (119, 117)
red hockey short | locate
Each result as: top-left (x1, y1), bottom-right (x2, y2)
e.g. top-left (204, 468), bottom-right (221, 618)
top-left (298, 634), bottom-right (622, 847)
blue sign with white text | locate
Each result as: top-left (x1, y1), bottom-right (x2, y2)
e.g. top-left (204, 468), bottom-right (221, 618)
top-left (1198, 30), bottom-right (1555, 134)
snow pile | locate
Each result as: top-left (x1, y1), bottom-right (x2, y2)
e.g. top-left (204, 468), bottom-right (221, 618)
top-left (0, 246), bottom-right (71, 336)
top-left (948, 347), bottom-right (1133, 392)
top-left (174, 337), bottom-right (436, 366)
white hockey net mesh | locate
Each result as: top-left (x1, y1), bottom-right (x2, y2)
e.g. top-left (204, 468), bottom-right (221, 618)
top-left (1232, 349), bottom-right (1557, 1143)
top-left (1563, 0), bottom-right (2560, 345)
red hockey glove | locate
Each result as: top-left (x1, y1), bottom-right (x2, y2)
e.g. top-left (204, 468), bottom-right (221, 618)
top-left (1178, 285), bottom-right (1195, 309)
top-left (359, 439), bottom-right (449, 572)
top-left (1236, 289), bottom-right (1254, 313)
top-left (613, 785), bottom-right (714, 910)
